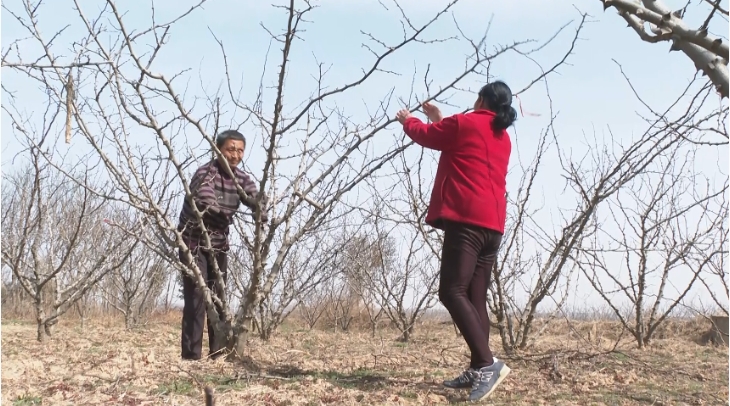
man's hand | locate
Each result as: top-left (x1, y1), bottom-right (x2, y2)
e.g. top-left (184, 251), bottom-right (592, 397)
top-left (422, 101), bottom-right (443, 123)
top-left (395, 108), bottom-right (413, 125)
top-left (255, 192), bottom-right (269, 223)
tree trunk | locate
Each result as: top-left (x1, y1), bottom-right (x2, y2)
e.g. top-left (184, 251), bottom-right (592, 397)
top-left (45, 306), bottom-right (59, 338)
top-left (36, 307), bottom-right (46, 342)
top-left (125, 311), bottom-right (133, 330)
top-left (43, 315), bottom-right (58, 337)
top-left (125, 301), bottom-right (134, 329)
top-left (634, 330), bottom-right (645, 349)
top-left (260, 327), bottom-right (271, 341)
top-left (75, 302), bottom-right (86, 330)
top-left (228, 318), bottom-right (254, 359)
top-left (208, 321), bottom-right (231, 356)
top-left (400, 324), bottom-right (413, 342)
top-left (35, 292), bottom-right (46, 342)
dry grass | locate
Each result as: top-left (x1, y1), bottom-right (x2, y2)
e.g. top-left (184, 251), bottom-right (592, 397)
top-left (2, 313), bottom-right (727, 406)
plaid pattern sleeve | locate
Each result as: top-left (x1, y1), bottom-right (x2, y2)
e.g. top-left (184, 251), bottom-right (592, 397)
top-left (178, 161), bottom-right (237, 250)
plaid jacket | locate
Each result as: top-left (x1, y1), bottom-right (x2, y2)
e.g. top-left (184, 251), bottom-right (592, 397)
top-left (177, 160), bottom-right (263, 250)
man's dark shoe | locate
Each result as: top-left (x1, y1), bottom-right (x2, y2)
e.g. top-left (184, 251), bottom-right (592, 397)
top-left (468, 358), bottom-right (511, 402)
top-left (209, 349), bottom-right (226, 360)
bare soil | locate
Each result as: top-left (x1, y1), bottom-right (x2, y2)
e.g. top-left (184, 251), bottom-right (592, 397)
top-left (2, 314), bottom-right (727, 405)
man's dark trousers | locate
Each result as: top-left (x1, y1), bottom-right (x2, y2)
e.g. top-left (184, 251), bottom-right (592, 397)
top-left (180, 246), bottom-right (227, 360)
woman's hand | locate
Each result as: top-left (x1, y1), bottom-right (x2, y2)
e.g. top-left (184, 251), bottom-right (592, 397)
top-left (422, 101), bottom-right (443, 123)
top-left (395, 108), bottom-right (413, 124)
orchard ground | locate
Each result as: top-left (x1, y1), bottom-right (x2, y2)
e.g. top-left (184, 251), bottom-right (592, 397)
top-left (2, 312), bottom-right (727, 405)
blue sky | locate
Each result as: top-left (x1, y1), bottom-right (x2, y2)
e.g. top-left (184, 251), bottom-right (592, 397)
top-left (3, 0), bottom-right (725, 170)
top-left (2, 0), bottom-right (728, 313)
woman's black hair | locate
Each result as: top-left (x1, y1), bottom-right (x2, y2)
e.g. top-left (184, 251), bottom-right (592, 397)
top-left (478, 81), bottom-right (517, 131)
top-left (216, 129), bottom-right (246, 148)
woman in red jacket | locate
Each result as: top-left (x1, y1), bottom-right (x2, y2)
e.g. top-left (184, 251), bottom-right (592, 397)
top-left (395, 81), bottom-right (516, 402)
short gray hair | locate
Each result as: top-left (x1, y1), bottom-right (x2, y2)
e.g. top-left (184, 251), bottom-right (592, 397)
top-left (215, 130), bottom-right (246, 148)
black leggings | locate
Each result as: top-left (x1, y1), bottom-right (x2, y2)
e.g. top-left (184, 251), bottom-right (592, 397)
top-left (438, 220), bottom-right (502, 369)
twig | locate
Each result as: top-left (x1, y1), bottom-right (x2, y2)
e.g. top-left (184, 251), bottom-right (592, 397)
top-left (204, 386), bottom-right (215, 406)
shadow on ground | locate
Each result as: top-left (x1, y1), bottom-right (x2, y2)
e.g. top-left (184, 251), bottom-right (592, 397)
top-left (212, 361), bottom-right (468, 403)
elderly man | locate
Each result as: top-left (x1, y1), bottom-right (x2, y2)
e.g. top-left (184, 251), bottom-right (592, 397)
top-left (176, 129), bottom-right (267, 360)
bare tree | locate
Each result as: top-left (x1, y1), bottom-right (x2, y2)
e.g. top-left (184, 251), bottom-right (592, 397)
top-left (374, 227), bottom-right (441, 342)
top-left (236, 218), bottom-right (353, 339)
top-left (319, 233), bottom-right (376, 334)
top-left (486, 128), bottom-right (571, 353)
top-left (602, 0), bottom-right (729, 98)
top-left (101, 227), bottom-right (167, 329)
top-left (71, 286), bottom-right (100, 330)
top-left (1, 266), bottom-right (22, 313)
top-left (343, 237), bottom-right (386, 337)
top-left (483, 67), bottom-right (716, 352)
top-left (614, 61), bottom-right (728, 148)
top-left (297, 288), bottom-right (329, 330)
top-left (321, 233), bottom-right (388, 336)
top-left (322, 274), bottom-right (360, 333)
top-left (695, 192), bottom-right (729, 316)
top-left (159, 274), bottom-right (182, 313)
top-left (577, 146), bottom-right (727, 348)
top-left (2, 265), bottom-right (41, 318)
top-left (348, 196), bottom-right (441, 342)
top-left (1, 149), bottom-right (132, 341)
top-left (2, 0), bottom-right (587, 355)
top-left (313, 230), bottom-right (393, 335)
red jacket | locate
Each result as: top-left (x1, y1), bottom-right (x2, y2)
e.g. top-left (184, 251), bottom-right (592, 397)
top-left (403, 109), bottom-right (511, 233)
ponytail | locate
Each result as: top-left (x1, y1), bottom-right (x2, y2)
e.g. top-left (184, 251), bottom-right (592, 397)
top-left (492, 105), bottom-right (517, 131)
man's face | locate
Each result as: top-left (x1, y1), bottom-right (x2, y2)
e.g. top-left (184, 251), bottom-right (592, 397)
top-left (219, 138), bottom-right (245, 168)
